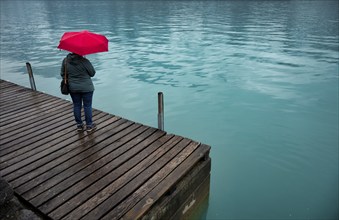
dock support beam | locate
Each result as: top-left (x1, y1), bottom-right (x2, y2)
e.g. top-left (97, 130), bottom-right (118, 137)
top-left (26, 62), bottom-right (36, 91)
top-left (158, 92), bottom-right (164, 131)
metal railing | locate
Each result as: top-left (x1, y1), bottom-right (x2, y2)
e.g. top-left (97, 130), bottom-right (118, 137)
top-left (158, 92), bottom-right (164, 131)
top-left (26, 62), bottom-right (36, 91)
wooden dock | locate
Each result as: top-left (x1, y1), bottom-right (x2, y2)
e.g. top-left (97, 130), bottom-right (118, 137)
top-left (0, 80), bottom-right (211, 220)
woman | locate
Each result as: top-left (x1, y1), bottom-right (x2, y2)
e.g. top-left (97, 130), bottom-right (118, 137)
top-left (61, 53), bottom-right (96, 132)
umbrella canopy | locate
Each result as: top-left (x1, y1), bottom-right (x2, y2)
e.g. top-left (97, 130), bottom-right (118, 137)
top-left (57, 30), bottom-right (108, 56)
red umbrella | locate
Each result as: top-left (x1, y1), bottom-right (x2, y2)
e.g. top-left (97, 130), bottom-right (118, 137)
top-left (57, 30), bottom-right (108, 56)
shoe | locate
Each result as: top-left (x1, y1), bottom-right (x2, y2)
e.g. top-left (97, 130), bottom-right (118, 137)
top-left (86, 123), bottom-right (96, 132)
top-left (77, 124), bottom-right (84, 131)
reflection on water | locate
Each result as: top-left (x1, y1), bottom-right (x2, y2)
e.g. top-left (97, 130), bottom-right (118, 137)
top-left (1, 0), bottom-right (338, 219)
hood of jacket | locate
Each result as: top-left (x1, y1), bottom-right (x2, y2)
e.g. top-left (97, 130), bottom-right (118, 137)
top-left (66, 53), bottom-right (84, 64)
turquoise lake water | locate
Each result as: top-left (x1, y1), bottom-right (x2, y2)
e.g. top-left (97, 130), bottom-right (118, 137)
top-left (1, 1), bottom-right (338, 219)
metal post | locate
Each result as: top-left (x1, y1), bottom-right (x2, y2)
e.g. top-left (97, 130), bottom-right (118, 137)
top-left (158, 92), bottom-right (164, 131)
top-left (26, 62), bottom-right (36, 91)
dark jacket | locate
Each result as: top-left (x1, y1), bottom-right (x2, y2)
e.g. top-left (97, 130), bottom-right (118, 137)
top-left (61, 53), bottom-right (95, 92)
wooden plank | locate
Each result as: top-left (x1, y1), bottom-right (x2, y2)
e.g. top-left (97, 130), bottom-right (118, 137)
top-left (149, 159), bottom-right (211, 220)
top-left (0, 110), bottom-right (104, 159)
top-left (34, 129), bottom-right (167, 215)
top-left (0, 111), bottom-right (102, 157)
top-left (0, 99), bottom-right (57, 123)
top-left (0, 85), bottom-right (25, 95)
top-left (0, 80), bottom-right (23, 88)
top-left (3, 118), bottom-right (128, 183)
top-left (0, 90), bottom-right (33, 102)
top-left (0, 113), bottom-right (74, 163)
top-left (0, 112), bottom-right (109, 169)
top-left (0, 87), bottom-right (22, 95)
top-left (20, 126), bottom-right (157, 200)
top-left (0, 101), bottom-right (71, 137)
top-left (18, 122), bottom-right (144, 197)
top-left (0, 94), bottom-right (64, 120)
top-left (0, 113), bottom-right (74, 154)
top-left (0, 100), bottom-right (72, 136)
top-left (0, 99), bottom-right (64, 126)
top-left (88, 140), bottom-right (202, 220)
top-left (0, 82), bottom-right (35, 95)
top-left (48, 134), bottom-right (180, 219)
top-left (0, 89), bottom-right (46, 104)
top-left (0, 98), bottom-right (57, 122)
top-left (0, 81), bottom-right (17, 89)
top-left (169, 164), bottom-right (211, 220)
top-left (0, 108), bottom-right (72, 142)
top-left (120, 145), bottom-right (211, 220)
top-left (0, 89), bottom-right (55, 103)
top-left (60, 137), bottom-right (191, 220)
top-left (1, 112), bottom-right (112, 172)
top-left (0, 93), bottom-right (56, 113)
top-left (0, 105), bottom-right (74, 148)
top-left (0, 83), bottom-right (25, 90)
top-left (0, 93), bottom-right (54, 114)
top-left (0, 82), bottom-right (31, 91)
top-left (27, 128), bottom-right (163, 211)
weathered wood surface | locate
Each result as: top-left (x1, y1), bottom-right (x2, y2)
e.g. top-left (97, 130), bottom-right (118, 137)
top-left (0, 80), bottom-right (211, 220)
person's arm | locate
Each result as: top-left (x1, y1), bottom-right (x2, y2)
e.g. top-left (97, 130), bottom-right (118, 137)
top-left (60, 58), bottom-right (66, 78)
top-left (83, 59), bottom-right (96, 77)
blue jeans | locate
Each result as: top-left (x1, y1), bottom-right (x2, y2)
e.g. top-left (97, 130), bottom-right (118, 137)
top-left (70, 92), bottom-right (94, 126)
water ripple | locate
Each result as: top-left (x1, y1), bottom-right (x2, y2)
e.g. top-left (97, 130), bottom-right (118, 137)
top-left (0, 1), bottom-right (338, 219)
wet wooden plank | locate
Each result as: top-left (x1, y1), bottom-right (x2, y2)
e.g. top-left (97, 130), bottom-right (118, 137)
top-left (49, 134), bottom-right (181, 219)
top-left (0, 92), bottom-right (56, 110)
top-left (0, 89), bottom-right (49, 104)
top-left (0, 93), bottom-right (54, 115)
top-left (0, 99), bottom-right (64, 126)
top-left (120, 145), bottom-right (211, 220)
top-left (0, 112), bottom-right (109, 169)
top-left (0, 80), bottom-right (211, 220)
top-left (0, 102), bottom-right (72, 140)
top-left (2, 113), bottom-right (115, 179)
top-left (0, 110), bottom-right (75, 151)
top-left (88, 140), bottom-right (203, 220)
top-left (37, 130), bottom-right (169, 216)
top-left (1, 118), bottom-right (130, 182)
top-left (0, 80), bottom-right (17, 89)
top-left (0, 84), bottom-right (24, 94)
top-left (18, 122), bottom-right (143, 197)
top-left (140, 158), bottom-right (211, 220)
top-left (0, 111), bottom-right (83, 157)
top-left (20, 126), bottom-right (157, 200)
